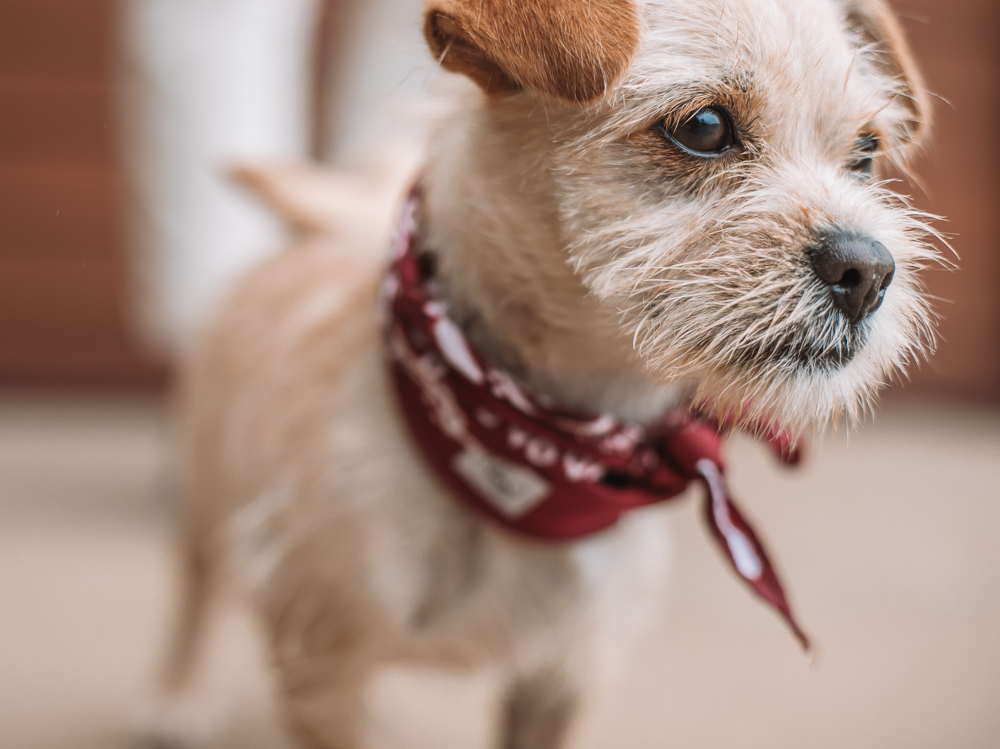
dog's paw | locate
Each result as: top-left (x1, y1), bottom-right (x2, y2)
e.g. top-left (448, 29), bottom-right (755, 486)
top-left (132, 696), bottom-right (227, 749)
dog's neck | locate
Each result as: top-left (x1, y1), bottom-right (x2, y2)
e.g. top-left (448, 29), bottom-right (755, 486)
top-left (420, 96), bottom-right (680, 423)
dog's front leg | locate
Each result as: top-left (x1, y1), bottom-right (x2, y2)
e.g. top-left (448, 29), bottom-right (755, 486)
top-left (497, 667), bottom-right (581, 749)
top-left (278, 662), bottom-right (370, 749)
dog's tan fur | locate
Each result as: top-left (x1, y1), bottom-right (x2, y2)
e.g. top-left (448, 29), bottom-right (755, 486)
top-left (158, 1), bottom-right (937, 747)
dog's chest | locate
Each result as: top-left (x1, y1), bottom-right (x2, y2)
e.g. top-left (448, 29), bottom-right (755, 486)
top-left (382, 505), bottom-right (674, 668)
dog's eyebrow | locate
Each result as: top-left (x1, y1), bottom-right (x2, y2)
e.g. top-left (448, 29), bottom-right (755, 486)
top-left (603, 70), bottom-right (765, 138)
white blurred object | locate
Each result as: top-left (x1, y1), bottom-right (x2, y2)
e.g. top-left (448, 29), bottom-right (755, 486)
top-left (120, 0), bottom-right (321, 353)
top-left (120, 0), bottom-right (432, 355)
top-left (322, 0), bottom-right (433, 166)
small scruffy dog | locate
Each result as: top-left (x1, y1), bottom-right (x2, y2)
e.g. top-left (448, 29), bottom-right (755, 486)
top-left (159, 1), bottom-right (938, 747)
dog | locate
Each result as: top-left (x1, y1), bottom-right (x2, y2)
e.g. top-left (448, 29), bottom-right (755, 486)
top-left (155, 1), bottom-right (937, 747)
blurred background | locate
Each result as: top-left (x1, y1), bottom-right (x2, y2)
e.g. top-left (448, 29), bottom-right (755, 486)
top-left (0, 1), bottom-right (997, 748)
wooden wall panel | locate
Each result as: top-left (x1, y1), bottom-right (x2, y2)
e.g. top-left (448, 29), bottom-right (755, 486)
top-left (893, 0), bottom-right (1000, 397)
top-left (0, 0), bottom-right (164, 384)
top-left (0, 0), bottom-right (115, 81)
top-left (0, 167), bottom-right (118, 256)
top-left (0, 80), bottom-right (115, 167)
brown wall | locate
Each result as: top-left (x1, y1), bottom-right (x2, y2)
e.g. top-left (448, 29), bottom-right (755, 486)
top-left (0, 0), bottom-right (997, 395)
top-left (0, 0), bottom-right (163, 384)
top-left (895, 0), bottom-right (1000, 396)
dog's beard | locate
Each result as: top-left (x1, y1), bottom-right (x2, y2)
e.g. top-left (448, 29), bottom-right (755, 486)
top-left (638, 274), bottom-right (864, 371)
top-left (628, 269), bottom-right (936, 433)
top-left (571, 231), bottom-right (937, 434)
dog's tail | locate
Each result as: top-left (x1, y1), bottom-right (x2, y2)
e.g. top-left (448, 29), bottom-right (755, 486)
top-left (231, 162), bottom-right (364, 237)
top-left (230, 154), bottom-right (422, 248)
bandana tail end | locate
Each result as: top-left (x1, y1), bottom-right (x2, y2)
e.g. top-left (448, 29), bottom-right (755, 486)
top-left (695, 459), bottom-right (811, 652)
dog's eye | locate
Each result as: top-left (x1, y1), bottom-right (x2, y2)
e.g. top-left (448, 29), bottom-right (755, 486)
top-left (848, 134), bottom-right (879, 177)
top-left (664, 107), bottom-right (734, 156)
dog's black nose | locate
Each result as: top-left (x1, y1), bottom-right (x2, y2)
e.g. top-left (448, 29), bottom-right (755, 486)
top-left (810, 234), bottom-right (895, 323)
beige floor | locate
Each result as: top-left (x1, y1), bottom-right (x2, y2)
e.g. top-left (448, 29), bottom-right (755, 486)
top-left (1, 390), bottom-right (998, 749)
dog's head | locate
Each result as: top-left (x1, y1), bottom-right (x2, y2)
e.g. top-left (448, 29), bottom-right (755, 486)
top-left (424, 0), bottom-right (939, 432)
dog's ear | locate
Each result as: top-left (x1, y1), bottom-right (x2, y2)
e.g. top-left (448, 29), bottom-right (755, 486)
top-left (843, 0), bottom-right (930, 143)
top-left (424, 0), bottom-right (641, 104)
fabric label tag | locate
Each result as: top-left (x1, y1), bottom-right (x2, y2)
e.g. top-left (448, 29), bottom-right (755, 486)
top-left (453, 447), bottom-right (550, 518)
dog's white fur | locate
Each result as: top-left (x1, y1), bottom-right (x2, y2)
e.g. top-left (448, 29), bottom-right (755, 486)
top-left (157, 1), bottom-right (937, 747)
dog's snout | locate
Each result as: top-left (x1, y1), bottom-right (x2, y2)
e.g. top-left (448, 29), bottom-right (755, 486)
top-left (810, 234), bottom-right (895, 324)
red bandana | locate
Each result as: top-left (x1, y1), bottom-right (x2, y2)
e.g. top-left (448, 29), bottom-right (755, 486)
top-left (383, 187), bottom-right (810, 649)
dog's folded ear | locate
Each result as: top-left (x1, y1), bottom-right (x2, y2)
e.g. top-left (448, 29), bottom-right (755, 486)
top-left (842, 0), bottom-right (930, 143)
top-left (424, 0), bottom-right (641, 104)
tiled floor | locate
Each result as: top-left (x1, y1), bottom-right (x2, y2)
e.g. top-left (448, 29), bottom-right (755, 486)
top-left (1, 390), bottom-right (999, 749)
